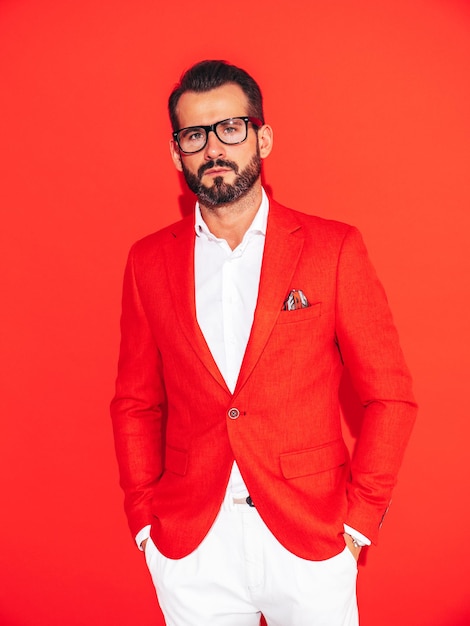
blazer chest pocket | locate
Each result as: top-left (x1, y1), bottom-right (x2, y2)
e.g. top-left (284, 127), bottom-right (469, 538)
top-left (280, 439), bottom-right (347, 479)
top-left (276, 301), bottom-right (322, 325)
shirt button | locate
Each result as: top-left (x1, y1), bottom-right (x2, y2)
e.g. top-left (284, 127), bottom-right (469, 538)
top-left (227, 408), bottom-right (240, 420)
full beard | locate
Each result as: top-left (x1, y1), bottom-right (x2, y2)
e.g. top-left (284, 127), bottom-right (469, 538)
top-left (181, 152), bottom-right (262, 209)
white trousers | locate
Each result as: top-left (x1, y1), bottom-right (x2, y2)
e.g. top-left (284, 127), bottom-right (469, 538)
top-left (145, 492), bottom-right (359, 626)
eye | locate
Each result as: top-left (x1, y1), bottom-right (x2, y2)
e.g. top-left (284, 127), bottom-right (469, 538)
top-left (218, 119), bottom-right (245, 138)
top-left (222, 125), bottom-right (238, 135)
top-left (180, 128), bottom-right (205, 143)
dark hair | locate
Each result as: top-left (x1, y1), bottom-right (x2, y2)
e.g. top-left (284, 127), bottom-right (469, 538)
top-left (168, 60), bottom-right (264, 131)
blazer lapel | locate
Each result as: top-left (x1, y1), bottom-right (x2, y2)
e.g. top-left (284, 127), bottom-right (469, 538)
top-left (163, 216), bottom-right (230, 393)
top-left (234, 201), bottom-right (304, 394)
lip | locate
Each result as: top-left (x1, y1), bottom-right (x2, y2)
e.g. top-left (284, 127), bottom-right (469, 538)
top-left (203, 167), bottom-right (233, 176)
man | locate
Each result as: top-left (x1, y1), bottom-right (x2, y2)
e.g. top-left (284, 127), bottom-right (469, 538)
top-left (111, 60), bottom-right (417, 626)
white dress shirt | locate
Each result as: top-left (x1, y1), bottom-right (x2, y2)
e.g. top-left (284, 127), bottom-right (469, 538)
top-left (194, 188), bottom-right (269, 498)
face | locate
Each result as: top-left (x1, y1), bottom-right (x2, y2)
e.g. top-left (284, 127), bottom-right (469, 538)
top-left (170, 83), bottom-right (273, 208)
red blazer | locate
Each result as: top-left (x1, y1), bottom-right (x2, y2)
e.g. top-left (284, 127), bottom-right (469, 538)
top-left (111, 199), bottom-right (417, 560)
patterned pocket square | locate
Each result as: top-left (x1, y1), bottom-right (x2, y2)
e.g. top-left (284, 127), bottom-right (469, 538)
top-left (282, 289), bottom-right (310, 311)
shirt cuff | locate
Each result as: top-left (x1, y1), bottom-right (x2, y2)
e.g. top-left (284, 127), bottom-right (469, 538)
top-left (343, 524), bottom-right (371, 547)
top-left (135, 525), bottom-right (151, 551)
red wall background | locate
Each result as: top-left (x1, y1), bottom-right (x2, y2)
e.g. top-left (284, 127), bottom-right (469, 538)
top-left (1, 1), bottom-right (469, 624)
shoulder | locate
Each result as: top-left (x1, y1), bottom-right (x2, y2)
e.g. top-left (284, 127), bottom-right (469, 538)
top-left (128, 213), bottom-right (194, 258)
top-left (268, 198), bottom-right (359, 244)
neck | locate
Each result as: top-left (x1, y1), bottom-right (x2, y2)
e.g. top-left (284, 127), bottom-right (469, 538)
top-left (199, 182), bottom-right (262, 250)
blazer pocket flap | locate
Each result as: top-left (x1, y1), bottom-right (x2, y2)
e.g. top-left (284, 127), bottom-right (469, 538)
top-left (164, 444), bottom-right (188, 476)
top-left (280, 439), bottom-right (346, 479)
top-left (277, 302), bottom-right (322, 324)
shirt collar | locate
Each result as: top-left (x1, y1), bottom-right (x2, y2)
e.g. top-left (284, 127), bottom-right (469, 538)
top-left (194, 187), bottom-right (269, 240)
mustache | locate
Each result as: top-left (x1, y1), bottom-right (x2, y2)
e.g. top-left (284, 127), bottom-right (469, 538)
top-left (198, 159), bottom-right (239, 179)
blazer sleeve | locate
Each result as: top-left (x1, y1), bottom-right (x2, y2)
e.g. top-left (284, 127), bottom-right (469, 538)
top-left (334, 226), bottom-right (417, 544)
top-left (110, 244), bottom-right (167, 539)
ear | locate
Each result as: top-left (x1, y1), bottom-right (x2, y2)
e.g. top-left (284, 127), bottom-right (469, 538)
top-left (169, 139), bottom-right (183, 172)
top-left (257, 124), bottom-right (273, 159)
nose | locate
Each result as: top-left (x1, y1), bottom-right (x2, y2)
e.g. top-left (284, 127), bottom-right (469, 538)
top-left (204, 129), bottom-right (225, 160)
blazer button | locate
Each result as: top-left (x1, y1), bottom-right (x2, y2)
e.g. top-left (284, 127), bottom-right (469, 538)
top-left (227, 407), bottom-right (240, 420)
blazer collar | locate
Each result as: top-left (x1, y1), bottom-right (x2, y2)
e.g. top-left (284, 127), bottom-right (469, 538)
top-left (234, 199), bottom-right (304, 394)
top-left (162, 215), bottom-right (230, 392)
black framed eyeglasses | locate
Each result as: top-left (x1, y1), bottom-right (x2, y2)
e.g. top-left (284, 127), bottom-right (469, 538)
top-left (173, 116), bottom-right (263, 154)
